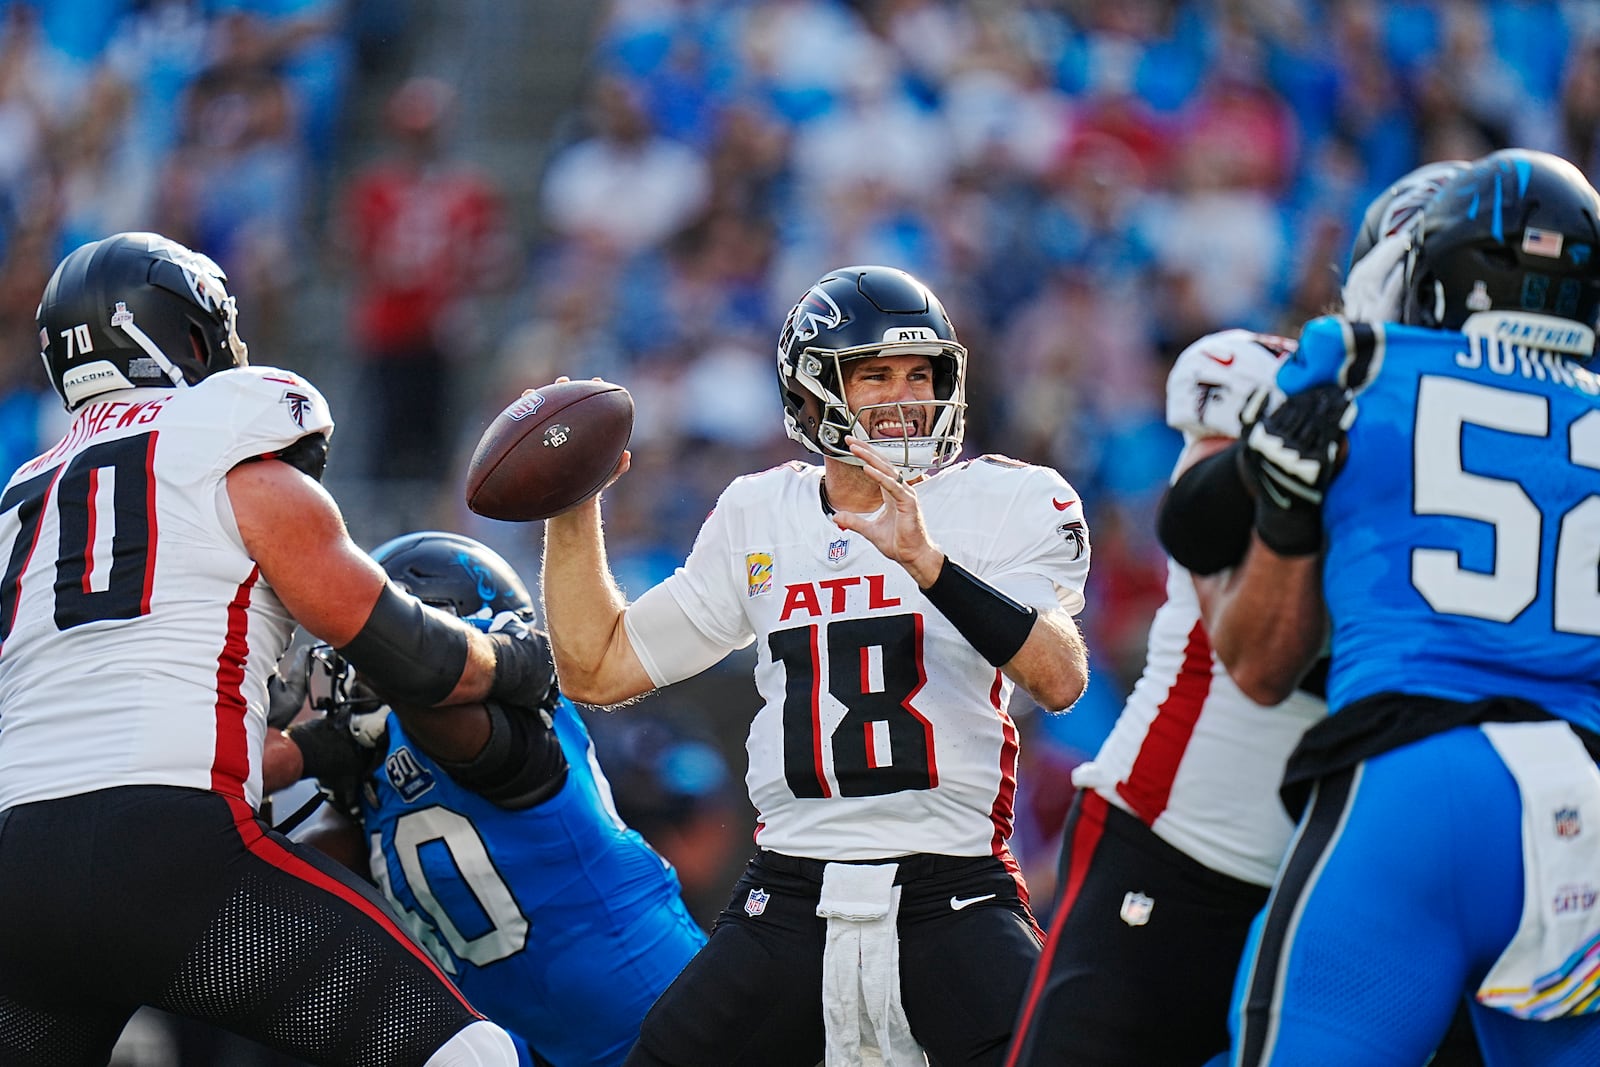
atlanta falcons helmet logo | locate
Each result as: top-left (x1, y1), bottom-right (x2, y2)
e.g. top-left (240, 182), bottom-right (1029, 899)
top-left (1055, 519), bottom-right (1087, 561)
top-left (283, 390), bottom-right (312, 428)
top-left (787, 286), bottom-right (844, 345)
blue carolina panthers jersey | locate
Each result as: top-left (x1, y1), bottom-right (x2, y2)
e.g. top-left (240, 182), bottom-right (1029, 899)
top-left (1279, 315), bottom-right (1600, 727)
top-left (362, 699), bottom-right (706, 1067)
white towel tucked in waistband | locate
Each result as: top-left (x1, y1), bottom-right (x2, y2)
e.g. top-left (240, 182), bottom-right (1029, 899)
top-left (816, 861), bottom-right (926, 1066)
top-left (1478, 720), bottom-right (1600, 1020)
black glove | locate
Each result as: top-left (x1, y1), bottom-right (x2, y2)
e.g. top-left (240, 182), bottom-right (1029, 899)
top-left (286, 711), bottom-right (379, 785)
top-left (485, 612), bottom-right (560, 711)
top-left (1236, 384), bottom-right (1356, 556)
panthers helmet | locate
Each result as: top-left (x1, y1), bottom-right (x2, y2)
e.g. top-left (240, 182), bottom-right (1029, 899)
top-left (777, 265), bottom-right (967, 474)
top-left (305, 532), bottom-right (535, 745)
top-left (371, 531), bottom-right (535, 626)
top-left (37, 232), bottom-right (249, 411)
top-left (1401, 150), bottom-right (1600, 353)
top-left (1347, 159), bottom-right (1470, 271)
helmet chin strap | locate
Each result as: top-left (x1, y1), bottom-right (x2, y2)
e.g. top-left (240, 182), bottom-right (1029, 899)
top-left (117, 316), bottom-right (189, 387)
top-left (221, 295), bottom-right (249, 365)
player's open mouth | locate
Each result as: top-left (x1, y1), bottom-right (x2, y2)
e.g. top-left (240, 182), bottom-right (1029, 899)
top-left (871, 417), bottom-right (921, 439)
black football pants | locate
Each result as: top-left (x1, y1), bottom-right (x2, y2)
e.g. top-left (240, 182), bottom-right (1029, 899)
top-left (0, 785), bottom-right (484, 1067)
top-left (627, 848), bottom-right (1043, 1067)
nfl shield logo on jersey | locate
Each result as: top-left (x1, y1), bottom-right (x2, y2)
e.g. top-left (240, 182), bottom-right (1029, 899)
top-left (828, 538), bottom-right (849, 564)
top-left (1120, 890), bottom-right (1154, 927)
top-left (745, 887), bottom-right (771, 917)
top-left (1555, 806), bottom-right (1582, 839)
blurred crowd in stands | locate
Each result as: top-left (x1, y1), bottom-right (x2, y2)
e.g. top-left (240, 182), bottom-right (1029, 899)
top-left (5, 0), bottom-right (1600, 945)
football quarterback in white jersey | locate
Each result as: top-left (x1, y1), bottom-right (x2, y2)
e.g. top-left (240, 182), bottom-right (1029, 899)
top-left (541, 265), bottom-right (1091, 1067)
top-left (0, 232), bottom-right (544, 1066)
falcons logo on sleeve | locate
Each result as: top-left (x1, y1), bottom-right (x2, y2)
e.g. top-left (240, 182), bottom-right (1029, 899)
top-left (283, 391), bottom-right (312, 428)
top-left (1055, 519), bottom-right (1087, 560)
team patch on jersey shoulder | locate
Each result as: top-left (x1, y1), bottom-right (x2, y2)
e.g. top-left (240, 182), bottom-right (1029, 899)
top-left (385, 746), bottom-right (436, 802)
top-left (746, 552), bottom-right (774, 597)
top-left (282, 389), bottom-right (314, 428)
top-left (1055, 519), bottom-right (1088, 560)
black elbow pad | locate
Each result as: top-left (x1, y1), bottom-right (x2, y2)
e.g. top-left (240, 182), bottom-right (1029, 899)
top-left (433, 701), bottom-right (569, 810)
top-left (1157, 443), bottom-right (1255, 576)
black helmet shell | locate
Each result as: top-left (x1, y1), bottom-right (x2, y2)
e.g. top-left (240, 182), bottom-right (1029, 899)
top-left (371, 531), bottom-right (533, 624)
top-left (1402, 150), bottom-right (1600, 349)
top-left (37, 232), bottom-right (248, 411)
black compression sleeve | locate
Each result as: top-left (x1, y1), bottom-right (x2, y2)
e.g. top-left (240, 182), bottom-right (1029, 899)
top-left (1157, 443), bottom-right (1255, 576)
top-left (337, 583), bottom-right (471, 707)
top-left (921, 560), bottom-right (1038, 667)
top-left (431, 701), bottom-right (569, 810)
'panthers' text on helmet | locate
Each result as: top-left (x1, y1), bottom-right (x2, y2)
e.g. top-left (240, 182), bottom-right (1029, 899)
top-left (36, 232), bottom-right (250, 411)
top-left (1402, 150), bottom-right (1600, 358)
top-left (777, 265), bottom-right (967, 474)
top-left (371, 531), bottom-right (534, 626)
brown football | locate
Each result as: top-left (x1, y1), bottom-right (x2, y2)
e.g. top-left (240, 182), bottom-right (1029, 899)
top-left (465, 380), bottom-right (634, 521)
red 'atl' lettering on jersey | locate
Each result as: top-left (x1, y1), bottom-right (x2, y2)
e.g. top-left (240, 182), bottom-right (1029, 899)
top-left (778, 574), bottom-right (902, 621)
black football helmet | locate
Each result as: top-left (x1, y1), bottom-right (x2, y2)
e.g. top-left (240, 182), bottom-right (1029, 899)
top-left (1401, 150), bottom-right (1600, 353)
top-left (1347, 159), bottom-right (1470, 271)
top-left (370, 530), bottom-right (535, 626)
top-left (37, 231), bottom-right (249, 411)
top-left (777, 265), bottom-right (967, 474)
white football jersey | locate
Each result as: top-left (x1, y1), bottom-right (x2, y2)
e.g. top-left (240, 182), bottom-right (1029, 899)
top-left (1072, 329), bottom-right (1324, 886)
top-left (0, 368), bottom-right (334, 813)
top-left (651, 456), bottom-right (1089, 861)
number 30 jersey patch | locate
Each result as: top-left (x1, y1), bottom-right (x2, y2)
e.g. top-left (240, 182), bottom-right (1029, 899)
top-left (653, 456), bottom-right (1089, 861)
top-left (0, 369), bottom-right (334, 812)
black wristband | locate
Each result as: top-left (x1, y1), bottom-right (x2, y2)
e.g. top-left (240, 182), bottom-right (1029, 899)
top-left (338, 583), bottom-right (471, 707)
top-left (921, 559), bottom-right (1038, 667)
top-left (1156, 443), bottom-right (1255, 576)
top-left (1252, 494), bottom-right (1324, 556)
top-left (487, 628), bottom-right (558, 708)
